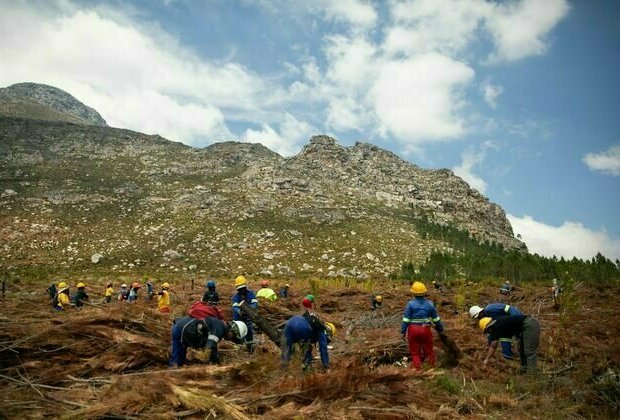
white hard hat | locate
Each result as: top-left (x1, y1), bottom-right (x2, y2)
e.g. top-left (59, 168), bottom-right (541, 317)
top-left (121, 283), bottom-right (127, 288)
top-left (230, 320), bottom-right (248, 340)
top-left (469, 305), bottom-right (483, 319)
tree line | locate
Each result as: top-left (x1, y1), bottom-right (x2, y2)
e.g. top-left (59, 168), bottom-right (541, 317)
top-left (398, 216), bottom-right (620, 285)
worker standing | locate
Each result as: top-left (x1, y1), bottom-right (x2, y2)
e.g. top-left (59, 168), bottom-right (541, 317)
top-left (128, 282), bottom-right (141, 302)
top-left (52, 282), bottom-right (71, 310)
top-left (202, 280), bottom-right (219, 304)
top-left (469, 303), bottom-right (524, 360)
top-left (231, 276), bottom-right (258, 352)
top-left (281, 315), bottom-right (335, 371)
top-left (146, 280), bottom-right (154, 303)
top-left (169, 317), bottom-right (248, 367)
top-left (117, 283), bottom-right (128, 301)
top-left (371, 295), bottom-right (383, 311)
top-left (104, 282), bottom-right (114, 304)
top-left (401, 281), bottom-right (445, 370)
top-left (480, 315), bottom-right (541, 374)
top-left (73, 282), bottom-right (89, 308)
top-left (157, 282), bottom-right (171, 313)
top-left (256, 279), bottom-right (278, 301)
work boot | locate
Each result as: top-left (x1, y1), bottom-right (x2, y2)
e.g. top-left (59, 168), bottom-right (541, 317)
top-left (246, 342), bottom-right (255, 353)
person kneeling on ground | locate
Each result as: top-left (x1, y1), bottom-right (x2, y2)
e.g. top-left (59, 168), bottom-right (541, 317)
top-left (52, 282), bottom-right (71, 310)
top-left (281, 315), bottom-right (335, 371)
top-left (480, 315), bottom-right (540, 374)
top-left (401, 281), bottom-right (445, 370)
top-left (371, 294), bottom-right (383, 311)
top-left (73, 282), bottom-right (89, 308)
top-left (169, 317), bottom-right (248, 367)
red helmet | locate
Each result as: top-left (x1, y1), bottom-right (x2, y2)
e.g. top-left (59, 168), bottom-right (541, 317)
top-left (302, 297), bottom-right (313, 309)
top-left (260, 279), bottom-right (270, 288)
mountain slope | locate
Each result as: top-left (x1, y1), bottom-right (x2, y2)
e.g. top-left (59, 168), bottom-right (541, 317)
top-left (0, 83), bottom-right (107, 126)
top-left (0, 115), bottom-right (525, 279)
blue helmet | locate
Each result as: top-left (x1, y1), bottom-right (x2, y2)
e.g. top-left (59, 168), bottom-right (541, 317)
top-left (206, 280), bottom-right (216, 288)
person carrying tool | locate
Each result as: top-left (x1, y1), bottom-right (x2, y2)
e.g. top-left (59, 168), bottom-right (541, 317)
top-left (104, 282), bottom-right (114, 304)
top-left (157, 282), bottom-right (171, 313)
top-left (279, 283), bottom-right (290, 298)
top-left (128, 282), bottom-right (141, 302)
top-left (401, 281), bottom-right (445, 370)
top-left (73, 282), bottom-right (89, 308)
top-left (281, 315), bottom-right (335, 371)
top-left (479, 315), bottom-right (541, 374)
top-left (256, 279), bottom-right (278, 301)
top-left (202, 280), bottom-right (219, 304)
top-left (470, 303), bottom-right (524, 360)
top-left (118, 283), bottom-right (128, 301)
top-left (371, 295), bottom-right (383, 310)
top-left (52, 282), bottom-right (71, 310)
top-left (169, 317), bottom-right (248, 367)
top-left (231, 275), bottom-right (258, 352)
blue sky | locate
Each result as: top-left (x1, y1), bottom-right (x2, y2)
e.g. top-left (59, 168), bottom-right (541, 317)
top-left (1, 0), bottom-right (619, 260)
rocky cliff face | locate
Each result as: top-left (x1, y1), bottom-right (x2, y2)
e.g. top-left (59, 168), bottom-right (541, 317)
top-left (0, 83), bottom-right (107, 126)
top-left (0, 86), bottom-right (525, 278)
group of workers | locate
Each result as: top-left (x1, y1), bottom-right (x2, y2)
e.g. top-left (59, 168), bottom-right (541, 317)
top-left (47, 274), bottom-right (543, 375)
top-left (170, 276), bottom-right (335, 371)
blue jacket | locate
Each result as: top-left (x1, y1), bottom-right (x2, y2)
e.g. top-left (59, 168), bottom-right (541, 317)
top-left (282, 315), bottom-right (329, 368)
top-left (401, 297), bottom-right (444, 334)
top-left (483, 303), bottom-right (523, 319)
top-left (231, 289), bottom-right (258, 321)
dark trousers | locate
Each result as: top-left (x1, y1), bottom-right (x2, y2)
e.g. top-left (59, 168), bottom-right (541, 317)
top-left (519, 317), bottom-right (540, 373)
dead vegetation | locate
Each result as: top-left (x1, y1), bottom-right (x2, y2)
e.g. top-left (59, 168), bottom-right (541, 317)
top-left (1, 280), bottom-right (619, 418)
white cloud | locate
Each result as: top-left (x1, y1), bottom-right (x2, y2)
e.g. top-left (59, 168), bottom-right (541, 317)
top-left (372, 53), bottom-right (474, 141)
top-left (241, 113), bottom-right (316, 156)
top-left (0, 2), bottom-right (284, 145)
top-left (485, 0), bottom-right (570, 63)
top-left (324, 0), bottom-right (377, 29)
top-left (481, 81), bottom-right (503, 108)
top-left (452, 146), bottom-right (489, 193)
top-left (508, 214), bottom-right (620, 261)
top-left (583, 144), bottom-right (620, 176)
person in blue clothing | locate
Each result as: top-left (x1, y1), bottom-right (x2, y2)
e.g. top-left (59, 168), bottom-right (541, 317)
top-left (231, 275), bottom-right (258, 352)
top-left (401, 282), bottom-right (445, 370)
top-left (281, 315), bottom-right (335, 371)
top-left (202, 280), bottom-right (219, 304)
top-left (279, 283), bottom-right (290, 298)
top-left (470, 303), bottom-right (524, 360)
top-left (169, 316), bottom-right (248, 367)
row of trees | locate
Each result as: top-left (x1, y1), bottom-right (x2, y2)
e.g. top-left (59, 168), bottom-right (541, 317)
top-left (399, 217), bottom-right (620, 285)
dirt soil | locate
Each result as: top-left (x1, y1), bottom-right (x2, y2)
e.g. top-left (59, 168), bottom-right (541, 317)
top-left (1, 279), bottom-right (619, 419)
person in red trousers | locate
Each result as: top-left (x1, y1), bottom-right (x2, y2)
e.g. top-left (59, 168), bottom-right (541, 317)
top-left (400, 281), bottom-right (445, 370)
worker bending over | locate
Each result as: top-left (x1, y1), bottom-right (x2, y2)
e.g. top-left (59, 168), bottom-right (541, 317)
top-left (202, 280), bottom-right (219, 304)
top-left (371, 295), bottom-right (383, 310)
top-left (169, 317), bottom-right (248, 367)
top-left (281, 315), bottom-right (335, 371)
top-left (470, 303), bottom-right (524, 360)
top-left (52, 282), bottom-right (71, 310)
top-left (256, 279), bottom-right (278, 301)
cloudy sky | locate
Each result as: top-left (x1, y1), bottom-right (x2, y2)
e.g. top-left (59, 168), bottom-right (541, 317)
top-left (1, 0), bottom-right (619, 261)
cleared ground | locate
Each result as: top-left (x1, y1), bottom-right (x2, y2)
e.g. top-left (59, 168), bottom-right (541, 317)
top-left (1, 278), bottom-right (618, 419)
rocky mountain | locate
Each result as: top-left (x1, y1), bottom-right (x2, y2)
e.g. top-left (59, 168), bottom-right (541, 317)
top-left (0, 83), bottom-right (107, 126)
top-left (0, 87), bottom-right (525, 280)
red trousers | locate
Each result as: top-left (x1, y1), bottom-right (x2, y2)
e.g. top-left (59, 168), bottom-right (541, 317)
top-left (407, 324), bottom-right (435, 370)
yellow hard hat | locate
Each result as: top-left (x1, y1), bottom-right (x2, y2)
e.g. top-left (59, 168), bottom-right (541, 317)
top-left (162, 282), bottom-right (170, 289)
top-left (325, 322), bottom-right (336, 337)
top-left (76, 282), bottom-right (86, 288)
top-left (410, 282), bottom-right (427, 296)
top-left (375, 295), bottom-right (383, 302)
top-left (479, 317), bottom-right (495, 332)
top-left (58, 281), bottom-right (67, 289)
top-left (234, 275), bottom-right (247, 289)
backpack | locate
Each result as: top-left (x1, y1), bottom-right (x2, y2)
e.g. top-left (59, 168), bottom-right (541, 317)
top-left (188, 301), bottom-right (225, 321)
